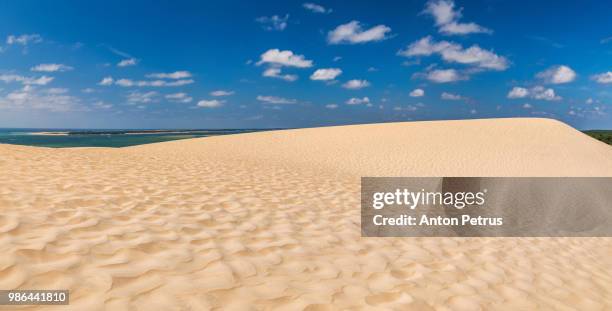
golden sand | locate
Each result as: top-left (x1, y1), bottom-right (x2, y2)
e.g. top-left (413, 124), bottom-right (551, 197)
top-left (1, 118), bottom-right (611, 310)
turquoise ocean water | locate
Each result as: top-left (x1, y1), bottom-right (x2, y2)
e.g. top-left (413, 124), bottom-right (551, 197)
top-left (0, 129), bottom-right (268, 148)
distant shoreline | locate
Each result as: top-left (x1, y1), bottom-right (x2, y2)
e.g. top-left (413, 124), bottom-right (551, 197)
top-left (27, 129), bottom-right (273, 136)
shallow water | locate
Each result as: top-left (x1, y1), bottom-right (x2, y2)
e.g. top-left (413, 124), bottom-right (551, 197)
top-left (0, 128), bottom-right (266, 148)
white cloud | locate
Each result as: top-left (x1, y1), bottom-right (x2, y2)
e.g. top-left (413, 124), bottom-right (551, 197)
top-left (325, 104), bottom-right (338, 109)
top-left (127, 91), bottom-right (158, 104)
top-left (117, 58), bottom-right (137, 67)
top-left (441, 92), bottom-right (462, 100)
top-left (31, 63), bottom-right (73, 72)
top-left (165, 92), bottom-right (193, 103)
top-left (507, 86), bottom-right (561, 101)
top-left (303, 3), bottom-right (331, 14)
top-left (310, 68), bottom-right (342, 81)
top-left (99, 77), bottom-right (114, 86)
top-left (115, 79), bottom-right (136, 87)
top-left (255, 15), bottom-right (289, 31)
top-left (423, 0), bottom-right (491, 35)
top-left (256, 95), bottom-right (297, 104)
top-left (536, 65), bottom-right (576, 84)
top-left (6, 34), bottom-right (42, 45)
top-left (197, 99), bottom-right (224, 108)
top-left (439, 22), bottom-right (491, 35)
top-left (507, 87), bottom-right (528, 99)
top-left (0, 86), bottom-right (81, 112)
top-left (257, 49), bottom-right (313, 68)
top-left (409, 88), bottom-right (425, 97)
top-left (522, 103), bottom-right (532, 109)
top-left (45, 88), bottom-right (68, 94)
top-left (146, 71), bottom-right (192, 79)
top-left (532, 86), bottom-right (561, 101)
top-left (591, 71), bottom-right (612, 84)
top-left (345, 97), bottom-right (370, 105)
top-left (426, 69), bottom-right (464, 83)
top-left (82, 88), bottom-right (96, 93)
top-left (342, 79), bottom-right (370, 89)
top-left (0, 74), bottom-right (54, 86)
top-left (210, 90), bottom-right (234, 96)
top-left (92, 101), bottom-right (113, 109)
top-left (113, 78), bottom-right (194, 87)
top-left (424, 0), bottom-right (457, 26)
top-left (327, 21), bottom-right (391, 45)
top-left (398, 36), bottom-right (508, 71)
top-left (393, 103), bottom-right (423, 112)
top-left (262, 68), bottom-right (298, 81)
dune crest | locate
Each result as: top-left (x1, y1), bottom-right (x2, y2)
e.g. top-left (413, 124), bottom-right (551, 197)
top-left (1, 118), bottom-right (611, 310)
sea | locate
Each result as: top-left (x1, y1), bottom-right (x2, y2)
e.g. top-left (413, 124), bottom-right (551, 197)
top-left (0, 128), bottom-right (268, 148)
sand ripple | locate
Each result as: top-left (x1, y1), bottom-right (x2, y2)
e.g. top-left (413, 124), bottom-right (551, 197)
top-left (1, 119), bottom-right (611, 310)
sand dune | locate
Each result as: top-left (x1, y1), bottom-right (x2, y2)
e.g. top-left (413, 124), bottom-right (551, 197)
top-left (1, 118), bottom-right (611, 310)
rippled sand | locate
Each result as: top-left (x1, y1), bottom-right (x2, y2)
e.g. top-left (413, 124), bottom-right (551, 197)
top-left (1, 118), bottom-right (611, 310)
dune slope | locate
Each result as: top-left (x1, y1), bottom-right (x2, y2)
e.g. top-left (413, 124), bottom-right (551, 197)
top-left (0, 118), bottom-right (611, 310)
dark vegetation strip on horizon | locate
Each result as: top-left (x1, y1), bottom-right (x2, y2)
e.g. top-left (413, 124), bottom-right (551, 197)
top-left (584, 131), bottom-right (612, 145)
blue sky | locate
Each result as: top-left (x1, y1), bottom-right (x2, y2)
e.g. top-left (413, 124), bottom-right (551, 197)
top-left (0, 0), bottom-right (611, 129)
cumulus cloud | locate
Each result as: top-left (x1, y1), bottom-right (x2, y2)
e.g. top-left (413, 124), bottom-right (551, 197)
top-left (0, 86), bottom-right (81, 112)
top-left (255, 15), bottom-right (289, 31)
top-left (257, 49), bottom-right (313, 68)
top-left (146, 71), bottom-right (192, 79)
top-left (310, 68), bottom-right (342, 81)
top-left (197, 99), bottom-right (224, 108)
top-left (409, 88), bottom-right (425, 97)
top-left (426, 69), bottom-right (465, 83)
top-left (303, 3), bottom-right (332, 14)
top-left (165, 92), bottom-right (193, 103)
top-left (6, 34), bottom-right (42, 45)
top-left (256, 95), bottom-right (297, 104)
top-left (45, 88), bottom-right (68, 94)
top-left (327, 21), bottom-right (391, 45)
top-left (532, 86), bottom-right (561, 101)
top-left (591, 71), bottom-right (612, 84)
top-left (567, 104), bottom-right (607, 118)
top-left (0, 74), bottom-right (54, 86)
top-left (522, 103), bottom-right (532, 109)
top-left (210, 90), bottom-right (234, 96)
top-left (423, 0), bottom-right (491, 35)
top-left (536, 65), bottom-right (576, 84)
top-left (507, 86), bottom-right (561, 101)
top-left (127, 91), bottom-right (158, 104)
top-left (113, 78), bottom-right (194, 87)
top-left (117, 58), bottom-right (137, 67)
top-left (31, 63), bottom-right (73, 72)
top-left (440, 92), bottom-right (462, 100)
top-left (92, 101), bottom-right (113, 109)
top-left (507, 87), bottom-right (529, 99)
top-left (98, 77), bottom-right (114, 86)
top-left (342, 79), bottom-right (370, 89)
top-left (398, 36), bottom-right (508, 71)
top-left (345, 97), bottom-right (370, 105)
top-left (393, 103), bottom-right (424, 112)
top-left (325, 104), bottom-right (338, 109)
top-left (263, 68), bottom-right (298, 81)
